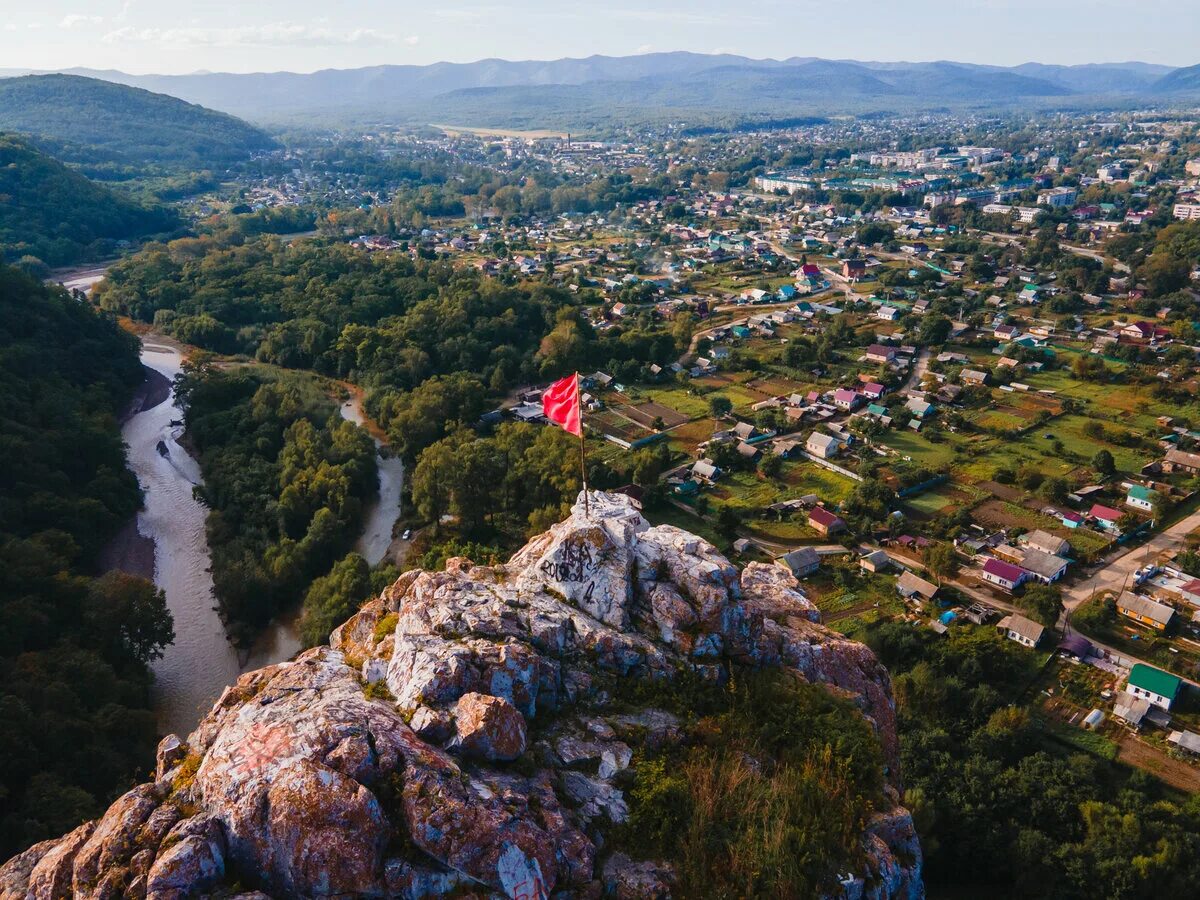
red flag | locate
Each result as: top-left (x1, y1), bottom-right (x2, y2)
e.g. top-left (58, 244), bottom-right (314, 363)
top-left (542, 373), bottom-right (582, 437)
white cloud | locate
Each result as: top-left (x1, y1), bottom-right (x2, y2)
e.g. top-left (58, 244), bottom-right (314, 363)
top-left (405, 35), bottom-right (420, 46)
top-left (60, 14), bottom-right (103, 29)
top-left (100, 22), bottom-right (402, 49)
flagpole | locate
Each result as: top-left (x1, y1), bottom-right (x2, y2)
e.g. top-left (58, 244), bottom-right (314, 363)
top-left (577, 372), bottom-right (589, 518)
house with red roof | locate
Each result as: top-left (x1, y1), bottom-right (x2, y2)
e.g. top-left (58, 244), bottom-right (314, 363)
top-left (1090, 504), bottom-right (1124, 533)
top-left (982, 558), bottom-right (1029, 592)
top-left (808, 505), bottom-right (846, 536)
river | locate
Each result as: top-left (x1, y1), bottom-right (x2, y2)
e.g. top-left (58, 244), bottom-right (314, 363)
top-left (123, 343), bottom-right (303, 736)
top-left (338, 397), bottom-right (406, 566)
top-left (63, 267), bottom-right (403, 734)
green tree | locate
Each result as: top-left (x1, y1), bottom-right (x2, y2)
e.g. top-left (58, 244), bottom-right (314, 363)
top-left (299, 552), bottom-right (373, 647)
top-left (709, 395), bottom-right (733, 418)
top-left (924, 543), bottom-right (959, 581)
top-left (1019, 583), bottom-right (1063, 628)
top-left (1091, 449), bottom-right (1116, 478)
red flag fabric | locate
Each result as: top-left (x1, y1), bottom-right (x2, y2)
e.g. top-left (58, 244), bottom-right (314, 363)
top-left (542, 373), bottom-right (582, 437)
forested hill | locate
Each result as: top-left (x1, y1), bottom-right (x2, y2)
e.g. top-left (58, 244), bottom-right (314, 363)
top-left (0, 263), bottom-right (173, 859)
top-left (0, 134), bottom-right (180, 267)
top-left (0, 74), bottom-right (278, 169)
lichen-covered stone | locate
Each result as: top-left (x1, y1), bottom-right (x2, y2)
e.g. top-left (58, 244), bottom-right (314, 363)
top-left (454, 692), bottom-right (527, 761)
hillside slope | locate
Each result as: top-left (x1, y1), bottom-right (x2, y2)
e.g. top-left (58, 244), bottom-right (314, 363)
top-left (0, 74), bottom-right (277, 169)
top-left (1152, 62), bottom-right (1200, 93)
top-left (0, 491), bottom-right (922, 898)
top-left (0, 134), bottom-right (178, 265)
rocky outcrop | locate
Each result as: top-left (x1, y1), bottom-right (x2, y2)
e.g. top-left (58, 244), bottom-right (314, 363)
top-left (0, 491), bottom-right (923, 899)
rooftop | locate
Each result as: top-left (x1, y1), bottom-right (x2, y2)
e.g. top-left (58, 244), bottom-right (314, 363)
top-left (1128, 663), bottom-right (1182, 699)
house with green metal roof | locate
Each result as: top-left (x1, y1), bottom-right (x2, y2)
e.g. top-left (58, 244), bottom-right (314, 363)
top-left (1126, 484), bottom-right (1154, 513)
top-left (1125, 663), bottom-right (1182, 710)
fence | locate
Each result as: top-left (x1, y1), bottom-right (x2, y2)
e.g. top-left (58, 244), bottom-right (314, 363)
top-left (797, 450), bottom-right (864, 482)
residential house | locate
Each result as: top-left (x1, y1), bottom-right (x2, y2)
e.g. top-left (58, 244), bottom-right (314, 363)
top-left (842, 258), bottom-right (868, 281)
top-left (905, 397), bottom-right (934, 418)
top-left (896, 571), bottom-right (939, 602)
top-left (994, 324), bottom-right (1020, 341)
top-left (1126, 484), bottom-right (1155, 513)
top-left (832, 389), bottom-right (862, 411)
top-left (861, 382), bottom-right (886, 401)
top-left (1121, 321), bottom-right (1164, 343)
top-left (1125, 663), bottom-right (1182, 711)
top-left (732, 421), bottom-right (758, 442)
top-left (736, 441), bottom-right (761, 461)
top-left (876, 305), bottom-right (901, 322)
top-left (808, 506), bottom-right (846, 536)
top-left (1089, 504), bottom-right (1124, 533)
top-left (691, 459), bottom-right (721, 483)
top-left (982, 558), bottom-right (1028, 592)
top-left (860, 549), bottom-right (892, 573)
top-left (806, 432), bottom-right (842, 459)
top-left (1021, 529), bottom-right (1070, 557)
top-left (996, 613), bottom-right (1045, 648)
top-left (1018, 547), bottom-right (1069, 583)
top-left (777, 547), bottom-right (821, 577)
top-left (1116, 591), bottom-right (1176, 631)
top-left (1163, 448), bottom-right (1200, 476)
top-left (865, 344), bottom-right (897, 365)
top-left (960, 368), bottom-right (989, 386)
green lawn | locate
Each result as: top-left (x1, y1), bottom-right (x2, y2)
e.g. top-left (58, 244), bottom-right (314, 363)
top-left (878, 429), bottom-right (960, 468)
top-left (710, 463), bottom-right (857, 514)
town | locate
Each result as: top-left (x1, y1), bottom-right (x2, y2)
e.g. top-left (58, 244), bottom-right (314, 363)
top-left (260, 111), bottom-right (1200, 789)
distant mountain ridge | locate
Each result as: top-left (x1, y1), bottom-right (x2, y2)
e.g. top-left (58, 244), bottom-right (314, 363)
top-left (0, 74), bottom-right (277, 168)
top-left (0, 54), bottom-right (1192, 128)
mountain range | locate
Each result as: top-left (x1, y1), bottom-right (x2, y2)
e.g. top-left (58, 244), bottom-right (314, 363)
top-left (1, 53), bottom-right (1196, 129)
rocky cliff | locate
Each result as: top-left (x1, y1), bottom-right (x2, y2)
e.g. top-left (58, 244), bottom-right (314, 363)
top-left (0, 492), bottom-right (923, 899)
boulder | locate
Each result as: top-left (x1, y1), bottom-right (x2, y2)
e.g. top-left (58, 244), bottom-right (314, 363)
top-left (26, 822), bottom-right (94, 900)
top-left (454, 692), bottom-right (527, 761)
top-left (145, 815), bottom-right (226, 900)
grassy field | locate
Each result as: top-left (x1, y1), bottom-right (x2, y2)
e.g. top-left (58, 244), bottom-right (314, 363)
top-left (878, 429), bottom-right (960, 468)
top-left (709, 462), bottom-right (857, 515)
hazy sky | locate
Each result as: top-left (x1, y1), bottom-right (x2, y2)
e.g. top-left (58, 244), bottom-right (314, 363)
top-left (3, 0), bottom-right (1197, 74)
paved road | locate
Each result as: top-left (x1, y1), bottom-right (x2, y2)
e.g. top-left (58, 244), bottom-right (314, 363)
top-left (1062, 509), bottom-right (1200, 615)
top-left (899, 347), bottom-right (932, 395)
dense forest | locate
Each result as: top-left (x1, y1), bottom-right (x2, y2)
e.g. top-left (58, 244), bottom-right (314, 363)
top-left (0, 134), bottom-right (180, 267)
top-left (867, 622), bottom-right (1200, 898)
top-left (0, 75), bottom-right (277, 171)
top-left (94, 235), bottom-right (689, 460)
top-left (0, 264), bottom-right (173, 859)
top-left (175, 360), bottom-right (377, 645)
